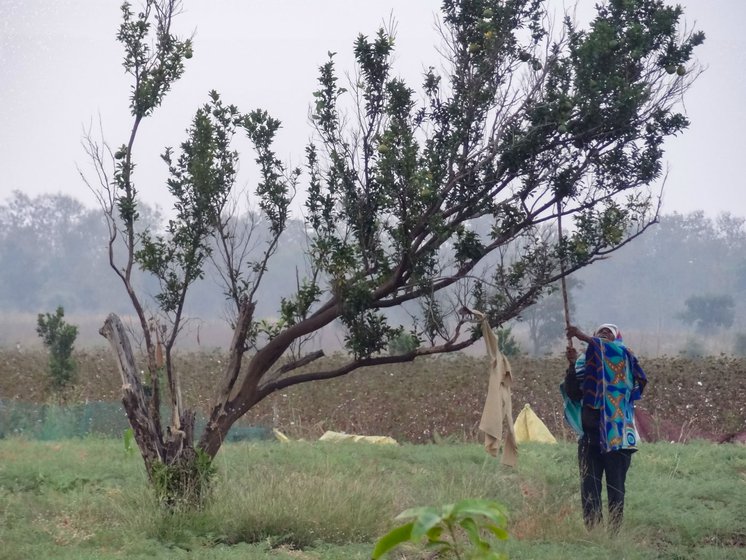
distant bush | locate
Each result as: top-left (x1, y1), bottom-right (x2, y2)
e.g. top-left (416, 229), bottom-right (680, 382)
top-left (497, 327), bottom-right (521, 357)
top-left (36, 306), bottom-right (78, 389)
top-left (388, 330), bottom-right (420, 356)
top-left (677, 294), bottom-right (735, 333)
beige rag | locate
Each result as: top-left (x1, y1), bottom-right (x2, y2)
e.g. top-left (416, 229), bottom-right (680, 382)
top-left (471, 309), bottom-right (518, 467)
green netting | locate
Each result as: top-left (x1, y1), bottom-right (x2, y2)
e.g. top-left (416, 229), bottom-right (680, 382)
top-left (0, 399), bottom-right (271, 442)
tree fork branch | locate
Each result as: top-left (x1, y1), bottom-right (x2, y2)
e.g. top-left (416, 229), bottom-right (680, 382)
top-left (202, 298), bottom-right (255, 433)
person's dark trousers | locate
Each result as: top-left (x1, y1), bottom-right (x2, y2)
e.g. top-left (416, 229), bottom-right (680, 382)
top-left (578, 436), bottom-right (632, 531)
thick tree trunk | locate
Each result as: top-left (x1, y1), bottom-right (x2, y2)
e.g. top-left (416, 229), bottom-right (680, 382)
top-left (100, 314), bottom-right (164, 470)
top-left (100, 313), bottom-right (197, 484)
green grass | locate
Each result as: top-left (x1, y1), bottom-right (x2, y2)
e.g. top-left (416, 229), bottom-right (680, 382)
top-left (0, 438), bottom-right (744, 559)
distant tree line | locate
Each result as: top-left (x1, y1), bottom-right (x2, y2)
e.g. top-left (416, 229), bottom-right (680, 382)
top-left (574, 210), bottom-right (746, 337)
top-left (0, 192), bottom-right (123, 312)
top-left (0, 191), bottom-right (304, 319)
top-left (1, 192), bottom-right (744, 347)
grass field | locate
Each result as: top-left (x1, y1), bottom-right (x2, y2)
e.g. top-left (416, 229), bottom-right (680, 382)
top-left (1, 438), bottom-right (744, 559)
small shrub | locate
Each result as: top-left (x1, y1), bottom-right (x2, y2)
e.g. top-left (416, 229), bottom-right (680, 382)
top-left (372, 499), bottom-right (509, 559)
top-left (36, 306), bottom-right (78, 389)
top-left (677, 294), bottom-right (735, 333)
top-left (497, 327), bottom-right (521, 357)
top-left (388, 330), bottom-right (420, 356)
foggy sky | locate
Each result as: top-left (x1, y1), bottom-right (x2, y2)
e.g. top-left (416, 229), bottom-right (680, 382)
top-left (1, 0), bottom-right (744, 218)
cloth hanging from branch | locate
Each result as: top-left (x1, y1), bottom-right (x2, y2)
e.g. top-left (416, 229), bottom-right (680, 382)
top-left (469, 308), bottom-right (518, 467)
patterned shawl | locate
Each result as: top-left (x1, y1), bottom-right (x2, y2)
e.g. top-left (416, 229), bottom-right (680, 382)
top-left (578, 338), bottom-right (648, 452)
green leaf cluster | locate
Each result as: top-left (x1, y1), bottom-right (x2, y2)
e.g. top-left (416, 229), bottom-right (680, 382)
top-left (136, 93), bottom-right (241, 313)
top-left (117, 1), bottom-right (192, 119)
top-left (243, 110), bottom-right (298, 236)
top-left (279, 280), bottom-right (322, 329)
top-left (372, 499), bottom-right (509, 559)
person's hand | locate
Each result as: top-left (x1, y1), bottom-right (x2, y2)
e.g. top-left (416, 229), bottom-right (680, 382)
top-left (566, 345), bottom-right (578, 364)
top-left (567, 324), bottom-right (591, 343)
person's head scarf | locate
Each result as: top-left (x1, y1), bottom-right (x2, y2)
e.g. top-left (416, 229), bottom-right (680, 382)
top-left (575, 323), bottom-right (625, 375)
top-left (594, 323), bottom-right (622, 342)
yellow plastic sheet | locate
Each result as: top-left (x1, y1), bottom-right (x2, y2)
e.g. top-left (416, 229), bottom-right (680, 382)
top-left (318, 430), bottom-right (399, 445)
top-left (513, 404), bottom-right (557, 444)
top-left (273, 428), bottom-right (290, 443)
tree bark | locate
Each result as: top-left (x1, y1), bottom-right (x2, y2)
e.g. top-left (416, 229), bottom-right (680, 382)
top-left (100, 313), bottom-right (164, 471)
top-left (101, 313), bottom-right (197, 477)
top-left (200, 299), bottom-right (255, 457)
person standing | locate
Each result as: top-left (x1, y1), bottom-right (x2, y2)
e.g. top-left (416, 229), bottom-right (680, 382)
top-left (562, 323), bottom-right (648, 531)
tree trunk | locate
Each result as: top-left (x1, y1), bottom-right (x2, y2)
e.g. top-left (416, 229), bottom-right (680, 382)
top-left (100, 313), bottom-right (164, 470)
top-left (100, 314), bottom-right (205, 506)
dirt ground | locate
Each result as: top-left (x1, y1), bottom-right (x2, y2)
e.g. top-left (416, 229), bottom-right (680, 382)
top-left (1, 349), bottom-right (744, 443)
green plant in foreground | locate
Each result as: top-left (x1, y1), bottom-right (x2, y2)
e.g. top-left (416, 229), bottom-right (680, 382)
top-left (372, 499), bottom-right (509, 559)
top-left (36, 305), bottom-right (78, 389)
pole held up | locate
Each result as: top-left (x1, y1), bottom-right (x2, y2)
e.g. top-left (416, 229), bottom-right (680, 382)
top-left (557, 200), bottom-right (573, 349)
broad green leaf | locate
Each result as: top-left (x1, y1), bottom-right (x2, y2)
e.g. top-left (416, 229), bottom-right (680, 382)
top-left (452, 499), bottom-right (508, 526)
top-left (411, 509), bottom-right (445, 540)
top-left (424, 540), bottom-right (452, 551)
top-left (485, 525), bottom-right (509, 541)
top-left (396, 506), bottom-right (437, 520)
top-left (425, 525), bottom-right (444, 542)
top-left (459, 516), bottom-right (483, 546)
top-left (371, 521), bottom-right (414, 559)
top-left (440, 502), bottom-right (456, 519)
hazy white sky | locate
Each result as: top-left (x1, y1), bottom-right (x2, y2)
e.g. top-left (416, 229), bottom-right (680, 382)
top-left (1, 0), bottom-right (744, 218)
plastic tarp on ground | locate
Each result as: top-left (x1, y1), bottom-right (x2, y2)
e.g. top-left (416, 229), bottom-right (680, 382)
top-left (513, 404), bottom-right (557, 444)
top-left (319, 430), bottom-right (398, 445)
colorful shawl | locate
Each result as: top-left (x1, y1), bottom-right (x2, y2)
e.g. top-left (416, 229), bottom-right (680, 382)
top-left (575, 338), bottom-right (647, 452)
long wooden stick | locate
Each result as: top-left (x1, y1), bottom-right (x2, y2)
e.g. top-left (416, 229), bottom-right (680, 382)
top-left (557, 200), bottom-right (573, 349)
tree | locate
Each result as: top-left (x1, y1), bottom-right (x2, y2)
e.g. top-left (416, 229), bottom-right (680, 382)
top-left (36, 306), bottom-right (79, 390)
top-left (677, 294), bottom-right (735, 333)
top-left (84, 0), bottom-right (702, 503)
